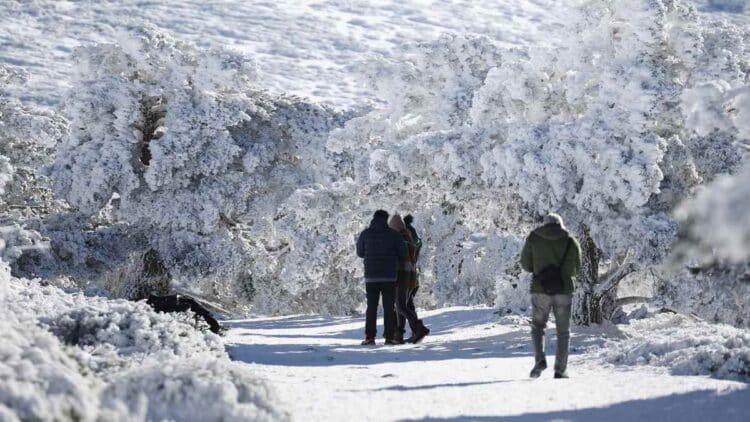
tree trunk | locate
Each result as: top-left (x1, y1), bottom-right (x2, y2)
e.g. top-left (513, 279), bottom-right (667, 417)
top-left (572, 226), bottom-right (636, 325)
top-left (573, 225), bottom-right (602, 325)
top-left (572, 225), bottom-right (600, 325)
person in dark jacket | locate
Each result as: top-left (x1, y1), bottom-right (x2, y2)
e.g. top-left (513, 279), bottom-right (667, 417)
top-left (389, 214), bottom-right (430, 344)
top-left (401, 214), bottom-right (428, 343)
top-left (520, 213), bottom-right (582, 379)
top-left (356, 210), bottom-right (407, 345)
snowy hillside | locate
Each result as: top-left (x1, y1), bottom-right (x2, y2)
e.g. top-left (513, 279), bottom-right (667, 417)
top-left (0, 0), bottom-right (569, 109)
top-left (1, 0), bottom-right (750, 420)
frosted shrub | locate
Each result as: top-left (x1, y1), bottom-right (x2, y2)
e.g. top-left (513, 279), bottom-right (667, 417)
top-left (1, 260), bottom-right (284, 420)
top-left (675, 163), bottom-right (750, 264)
top-left (656, 265), bottom-right (750, 327)
top-left (0, 319), bottom-right (101, 422)
top-left (601, 313), bottom-right (750, 380)
top-left (49, 26), bottom-right (351, 310)
top-left (0, 65), bottom-right (66, 218)
top-left (102, 359), bottom-right (287, 422)
top-left (42, 300), bottom-right (225, 377)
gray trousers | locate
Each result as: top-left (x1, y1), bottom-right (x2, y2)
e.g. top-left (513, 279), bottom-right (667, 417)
top-left (531, 293), bottom-right (572, 373)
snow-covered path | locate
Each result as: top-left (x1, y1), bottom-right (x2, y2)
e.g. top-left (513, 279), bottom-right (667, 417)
top-left (225, 307), bottom-right (749, 421)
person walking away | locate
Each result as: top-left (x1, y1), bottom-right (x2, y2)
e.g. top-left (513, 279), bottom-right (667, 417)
top-left (389, 214), bottom-right (430, 344)
top-left (403, 214), bottom-right (426, 343)
top-left (356, 210), bottom-right (407, 345)
top-left (520, 213), bottom-right (581, 379)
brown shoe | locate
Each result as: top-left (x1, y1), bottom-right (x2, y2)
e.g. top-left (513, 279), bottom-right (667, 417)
top-left (361, 338), bottom-right (376, 346)
top-left (384, 338), bottom-right (402, 345)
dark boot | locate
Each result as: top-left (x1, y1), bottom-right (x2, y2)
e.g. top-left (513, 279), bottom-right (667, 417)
top-left (411, 325), bottom-right (430, 344)
top-left (393, 332), bottom-right (405, 345)
top-left (361, 338), bottom-right (375, 346)
top-left (554, 371), bottom-right (569, 379)
top-left (530, 359), bottom-right (547, 378)
top-left (384, 338), bottom-right (402, 346)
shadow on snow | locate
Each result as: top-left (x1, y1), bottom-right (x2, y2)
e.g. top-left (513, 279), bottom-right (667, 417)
top-left (399, 387), bottom-right (750, 422)
top-left (224, 308), bottom-right (589, 367)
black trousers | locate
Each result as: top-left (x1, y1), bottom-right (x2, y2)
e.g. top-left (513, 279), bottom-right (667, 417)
top-left (365, 282), bottom-right (397, 339)
top-left (396, 284), bottom-right (422, 336)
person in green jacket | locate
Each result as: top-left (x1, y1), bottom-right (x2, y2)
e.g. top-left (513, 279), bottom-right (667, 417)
top-left (520, 213), bottom-right (582, 379)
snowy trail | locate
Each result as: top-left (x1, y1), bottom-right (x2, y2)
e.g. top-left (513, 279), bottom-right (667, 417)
top-left (225, 307), bottom-right (749, 421)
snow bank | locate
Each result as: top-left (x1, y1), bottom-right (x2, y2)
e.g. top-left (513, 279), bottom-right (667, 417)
top-left (0, 262), bottom-right (286, 421)
top-left (0, 319), bottom-right (101, 422)
top-left (41, 300), bottom-right (225, 377)
top-left (602, 312), bottom-right (750, 380)
top-left (102, 359), bottom-right (282, 422)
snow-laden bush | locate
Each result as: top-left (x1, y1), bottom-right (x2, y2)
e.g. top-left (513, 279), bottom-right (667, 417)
top-left (48, 26), bottom-right (258, 298)
top-left (0, 261), bottom-right (285, 421)
top-left (0, 319), bottom-right (102, 422)
top-left (102, 359), bottom-right (286, 422)
top-left (427, 230), bottom-right (522, 307)
top-left (676, 79), bottom-right (750, 265)
top-left (656, 264), bottom-right (750, 326)
top-left (42, 300), bottom-right (225, 377)
top-left (0, 64), bottom-right (66, 218)
top-left (49, 26), bottom-right (352, 312)
top-left (601, 312), bottom-right (750, 380)
top-left (675, 163), bottom-right (750, 263)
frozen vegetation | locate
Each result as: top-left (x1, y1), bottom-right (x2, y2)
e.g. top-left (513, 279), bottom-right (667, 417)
top-left (0, 262), bottom-right (286, 421)
top-left (0, 0), bottom-right (749, 420)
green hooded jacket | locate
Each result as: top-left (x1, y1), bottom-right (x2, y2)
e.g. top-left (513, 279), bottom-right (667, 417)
top-left (520, 224), bottom-right (582, 295)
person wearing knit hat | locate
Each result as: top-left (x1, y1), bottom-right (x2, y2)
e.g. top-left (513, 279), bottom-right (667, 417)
top-left (356, 210), bottom-right (407, 345)
top-left (389, 214), bottom-right (430, 344)
top-left (520, 212), bottom-right (582, 379)
top-left (402, 214), bottom-right (426, 343)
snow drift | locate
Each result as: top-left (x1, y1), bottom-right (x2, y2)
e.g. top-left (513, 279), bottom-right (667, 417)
top-left (0, 262), bottom-right (286, 421)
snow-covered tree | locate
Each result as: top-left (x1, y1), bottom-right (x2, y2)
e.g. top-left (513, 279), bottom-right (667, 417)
top-left (0, 65), bottom-right (66, 218)
top-left (49, 26), bottom-right (353, 311)
top-left (327, 0), bottom-right (749, 323)
top-left (0, 65), bottom-right (67, 276)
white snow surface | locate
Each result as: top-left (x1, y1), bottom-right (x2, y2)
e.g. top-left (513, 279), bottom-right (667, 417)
top-left (225, 307), bottom-right (750, 421)
top-left (0, 262), bottom-right (286, 421)
top-left (0, 0), bottom-right (571, 109)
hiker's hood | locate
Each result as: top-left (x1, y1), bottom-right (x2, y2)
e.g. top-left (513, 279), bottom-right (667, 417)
top-left (370, 216), bottom-right (388, 229)
top-left (533, 224), bottom-right (569, 240)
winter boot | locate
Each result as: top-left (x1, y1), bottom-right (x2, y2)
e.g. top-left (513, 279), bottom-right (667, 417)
top-left (361, 338), bottom-right (376, 346)
top-left (554, 371), bottom-right (569, 379)
top-left (384, 338), bottom-right (402, 346)
top-left (411, 325), bottom-right (430, 344)
top-left (529, 359), bottom-right (548, 378)
top-left (392, 332), bottom-right (406, 345)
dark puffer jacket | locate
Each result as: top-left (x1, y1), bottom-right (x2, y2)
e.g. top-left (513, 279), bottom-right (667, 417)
top-left (357, 216), bottom-right (407, 282)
